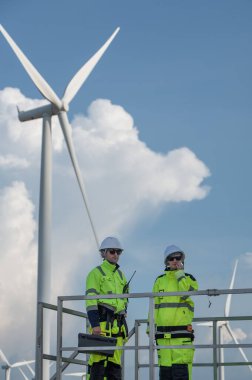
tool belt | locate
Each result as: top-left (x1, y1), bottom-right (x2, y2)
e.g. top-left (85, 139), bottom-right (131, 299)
top-left (98, 305), bottom-right (128, 339)
top-left (155, 325), bottom-right (194, 341)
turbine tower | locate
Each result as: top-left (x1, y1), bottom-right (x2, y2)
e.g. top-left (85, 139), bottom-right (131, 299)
top-left (0, 25), bottom-right (120, 380)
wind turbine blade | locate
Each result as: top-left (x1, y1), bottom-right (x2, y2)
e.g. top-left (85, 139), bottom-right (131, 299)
top-left (225, 323), bottom-right (252, 371)
top-left (62, 27), bottom-right (120, 106)
top-left (0, 350), bottom-right (10, 366)
top-left (57, 111), bottom-right (99, 248)
top-left (26, 364), bottom-right (35, 376)
top-left (18, 367), bottom-right (29, 380)
top-left (12, 360), bottom-right (35, 368)
top-left (196, 322), bottom-right (213, 327)
top-left (225, 259), bottom-right (238, 317)
top-left (26, 363), bottom-right (35, 376)
top-left (0, 24), bottom-right (62, 109)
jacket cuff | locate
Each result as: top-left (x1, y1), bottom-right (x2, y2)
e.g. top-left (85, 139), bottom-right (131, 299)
top-left (175, 269), bottom-right (185, 281)
top-left (87, 310), bottom-right (100, 328)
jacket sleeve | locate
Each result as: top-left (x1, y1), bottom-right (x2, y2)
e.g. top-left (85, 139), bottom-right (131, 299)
top-left (175, 270), bottom-right (198, 292)
top-left (85, 268), bottom-right (101, 328)
top-left (122, 272), bottom-right (129, 308)
top-left (146, 279), bottom-right (159, 334)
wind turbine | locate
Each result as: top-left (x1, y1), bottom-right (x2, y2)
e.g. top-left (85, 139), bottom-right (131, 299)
top-left (0, 25), bottom-right (120, 380)
top-left (0, 350), bottom-right (34, 380)
top-left (198, 259), bottom-right (252, 380)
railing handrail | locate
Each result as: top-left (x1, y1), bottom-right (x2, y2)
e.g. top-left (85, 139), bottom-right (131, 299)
top-left (36, 287), bottom-right (252, 380)
top-left (56, 287), bottom-right (252, 301)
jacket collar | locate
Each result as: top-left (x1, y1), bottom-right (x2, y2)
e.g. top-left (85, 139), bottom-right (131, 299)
top-left (102, 259), bottom-right (120, 272)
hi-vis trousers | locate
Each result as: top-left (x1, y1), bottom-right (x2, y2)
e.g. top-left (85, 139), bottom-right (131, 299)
top-left (87, 319), bottom-right (127, 380)
top-left (156, 336), bottom-right (195, 380)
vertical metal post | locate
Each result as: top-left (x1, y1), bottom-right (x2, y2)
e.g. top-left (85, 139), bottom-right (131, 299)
top-left (219, 325), bottom-right (225, 380)
top-left (35, 114), bottom-right (52, 380)
top-left (213, 320), bottom-right (218, 380)
top-left (149, 296), bottom-right (155, 380)
top-left (121, 348), bottom-right (125, 380)
top-left (56, 297), bottom-right (63, 380)
top-left (135, 321), bottom-right (139, 380)
top-left (56, 298), bottom-right (63, 380)
top-left (36, 302), bottom-right (43, 380)
top-left (86, 317), bottom-right (90, 372)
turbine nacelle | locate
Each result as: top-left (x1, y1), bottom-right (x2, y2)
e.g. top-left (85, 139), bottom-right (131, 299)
top-left (17, 101), bottom-right (68, 122)
top-left (18, 104), bottom-right (56, 121)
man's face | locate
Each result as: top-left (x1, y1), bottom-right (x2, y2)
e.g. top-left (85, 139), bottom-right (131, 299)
top-left (104, 249), bottom-right (122, 264)
top-left (168, 254), bottom-right (183, 270)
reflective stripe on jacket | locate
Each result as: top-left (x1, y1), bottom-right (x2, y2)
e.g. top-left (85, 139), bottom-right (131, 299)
top-left (153, 269), bottom-right (198, 328)
top-left (86, 260), bottom-right (128, 315)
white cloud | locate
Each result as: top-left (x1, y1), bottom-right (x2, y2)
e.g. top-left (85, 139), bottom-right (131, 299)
top-left (0, 181), bottom-right (37, 355)
top-left (0, 87), bottom-right (63, 157)
top-left (222, 327), bottom-right (247, 343)
top-left (0, 154), bottom-right (30, 169)
top-left (71, 99), bottom-right (210, 234)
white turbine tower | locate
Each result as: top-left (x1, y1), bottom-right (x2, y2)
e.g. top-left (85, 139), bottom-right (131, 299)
top-left (198, 259), bottom-right (252, 380)
top-left (0, 350), bottom-right (34, 380)
top-left (0, 25), bottom-right (120, 380)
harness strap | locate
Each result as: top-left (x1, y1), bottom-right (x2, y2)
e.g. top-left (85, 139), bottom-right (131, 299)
top-left (155, 332), bottom-right (194, 341)
top-left (157, 325), bottom-right (193, 333)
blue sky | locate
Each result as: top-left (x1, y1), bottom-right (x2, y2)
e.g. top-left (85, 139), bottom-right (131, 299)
top-left (0, 1), bottom-right (252, 379)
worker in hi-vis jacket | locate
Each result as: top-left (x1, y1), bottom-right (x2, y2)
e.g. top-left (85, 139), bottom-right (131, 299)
top-left (150, 245), bottom-right (198, 380)
top-left (85, 236), bottom-right (128, 380)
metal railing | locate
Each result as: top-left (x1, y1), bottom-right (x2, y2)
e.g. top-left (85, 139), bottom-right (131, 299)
top-left (36, 287), bottom-right (252, 380)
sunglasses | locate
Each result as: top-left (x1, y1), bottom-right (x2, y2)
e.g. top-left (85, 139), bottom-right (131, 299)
top-left (108, 249), bottom-right (122, 255)
top-left (169, 256), bottom-right (182, 261)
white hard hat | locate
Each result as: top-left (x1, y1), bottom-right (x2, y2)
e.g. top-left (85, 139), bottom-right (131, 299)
top-left (99, 236), bottom-right (123, 252)
top-left (164, 245), bottom-right (185, 264)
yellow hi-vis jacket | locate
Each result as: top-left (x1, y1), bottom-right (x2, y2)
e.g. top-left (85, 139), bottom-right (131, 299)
top-left (152, 269), bottom-right (198, 329)
top-left (86, 260), bottom-right (128, 327)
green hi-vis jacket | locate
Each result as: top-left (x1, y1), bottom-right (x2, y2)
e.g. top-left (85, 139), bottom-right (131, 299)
top-left (86, 260), bottom-right (128, 321)
top-left (153, 269), bottom-right (198, 328)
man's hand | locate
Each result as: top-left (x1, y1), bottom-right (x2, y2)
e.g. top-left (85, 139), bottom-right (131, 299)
top-left (92, 326), bottom-right (102, 335)
top-left (175, 262), bottom-right (184, 270)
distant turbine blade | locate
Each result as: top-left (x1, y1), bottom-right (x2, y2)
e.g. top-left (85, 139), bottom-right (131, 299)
top-left (225, 323), bottom-right (252, 371)
top-left (225, 259), bottom-right (238, 317)
top-left (62, 27), bottom-right (120, 106)
top-left (26, 363), bottom-right (35, 376)
top-left (18, 367), bottom-right (29, 380)
top-left (57, 111), bottom-right (99, 248)
top-left (12, 360), bottom-right (35, 368)
top-left (0, 24), bottom-right (62, 109)
top-left (0, 350), bottom-right (10, 366)
top-left (196, 322), bottom-right (213, 327)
